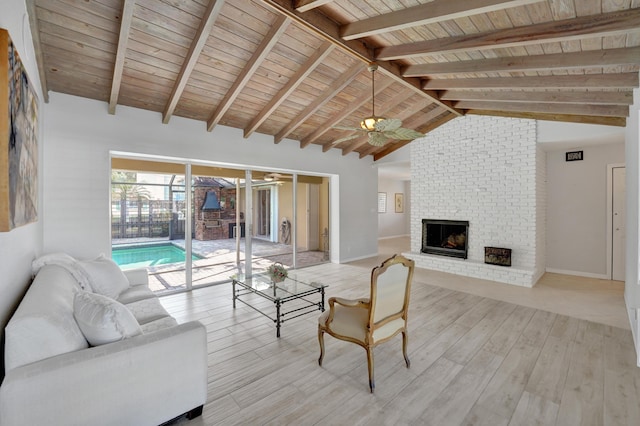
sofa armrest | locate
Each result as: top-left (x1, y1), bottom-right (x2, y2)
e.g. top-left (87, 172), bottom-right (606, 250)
top-left (122, 267), bottom-right (149, 287)
top-left (0, 321), bottom-right (207, 426)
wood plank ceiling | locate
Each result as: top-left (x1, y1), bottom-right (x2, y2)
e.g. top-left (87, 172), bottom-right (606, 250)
top-left (26, 0), bottom-right (640, 160)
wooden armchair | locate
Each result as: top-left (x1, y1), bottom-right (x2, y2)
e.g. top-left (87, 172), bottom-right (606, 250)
top-left (317, 254), bottom-right (415, 392)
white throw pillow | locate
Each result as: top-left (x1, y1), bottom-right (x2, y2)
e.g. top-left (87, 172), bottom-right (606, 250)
top-left (79, 254), bottom-right (130, 299)
top-left (73, 291), bottom-right (142, 346)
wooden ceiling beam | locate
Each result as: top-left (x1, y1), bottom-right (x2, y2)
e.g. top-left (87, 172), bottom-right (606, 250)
top-left (244, 41), bottom-right (334, 138)
top-left (295, 0), bottom-right (334, 13)
top-left (442, 90), bottom-right (634, 105)
top-left (274, 63), bottom-right (362, 143)
top-left (162, 0), bottom-right (224, 124)
top-left (455, 100), bottom-right (629, 118)
top-left (377, 61), bottom-right (461, 115)
top-left (370, 113), bottom-right (457, 161)
top-left (401, 106), bottom-right (450, 131)
top-left (300, 78), bottom-right (394, 148)
top-left (260, 0), bottom-right (463, 116)
top-left (25, 0), bottom-right (50, 102)
top-left (422, 73), bottom-right (640, 90)
top-left (108, 0), bottom-right (135, 115)
top-left (261, 0), bottom-right (370, 61)
top-left (466, 109), bottom-right (627, 127)
top-left (377, 8), bottom-right (640, 60)
top-left (342, 0), bottom-right (542, 41)
top-left (207, 15), bottom-right (289, 132)
top-left (357, 143), bottom-right (382, 159)
top-left (403, 46), bottom-right (640, 77)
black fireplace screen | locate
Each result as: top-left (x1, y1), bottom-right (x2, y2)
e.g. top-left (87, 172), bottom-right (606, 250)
top-left (422, 219), bottom-right (469, 259)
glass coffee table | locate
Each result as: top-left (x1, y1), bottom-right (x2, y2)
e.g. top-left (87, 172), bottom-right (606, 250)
top-left (231, 272), bottom-right (326, 338)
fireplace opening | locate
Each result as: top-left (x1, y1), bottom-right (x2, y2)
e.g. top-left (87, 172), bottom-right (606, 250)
top-left (422, 219), bottom-right (469, 259)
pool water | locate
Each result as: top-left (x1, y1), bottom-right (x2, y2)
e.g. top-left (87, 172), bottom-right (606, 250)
top-left (112, 244), bottom-right (202, 269)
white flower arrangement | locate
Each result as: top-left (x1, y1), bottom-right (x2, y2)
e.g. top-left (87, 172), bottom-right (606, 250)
top-left (267, 262), bottom-right (288, 282)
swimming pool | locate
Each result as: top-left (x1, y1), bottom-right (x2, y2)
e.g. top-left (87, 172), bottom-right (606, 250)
top-left (112, 244), bottom-right (202, 269)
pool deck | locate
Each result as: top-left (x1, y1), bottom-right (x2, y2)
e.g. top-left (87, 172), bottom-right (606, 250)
top-left (112, 237), bottom-right (327, 293)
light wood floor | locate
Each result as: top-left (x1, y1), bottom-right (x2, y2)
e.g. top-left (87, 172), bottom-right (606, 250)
top-left (165, 237), bottom-right (639, 426)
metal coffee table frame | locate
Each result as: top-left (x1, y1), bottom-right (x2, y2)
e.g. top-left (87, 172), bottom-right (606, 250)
top-left (231, 272), bottom-right (326, 337)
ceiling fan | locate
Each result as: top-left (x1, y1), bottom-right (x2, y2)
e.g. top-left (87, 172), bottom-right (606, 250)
top-left (263, 172), bottom-right (290, 182)
top-left (332, 63), bottom-right (425, 147)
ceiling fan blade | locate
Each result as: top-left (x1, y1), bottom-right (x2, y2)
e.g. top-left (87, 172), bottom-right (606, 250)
top-left (368, 131), bottom-right (388, 146)
top-left (374, 118), bottom-right (402, 132)
top-left (331, 134), bottom-right (361, 145)
top-left (386, 127), bottom-right (425, 140)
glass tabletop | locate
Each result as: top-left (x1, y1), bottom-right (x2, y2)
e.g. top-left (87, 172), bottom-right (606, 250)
top-left (232, 271), bottom-right (325, 300)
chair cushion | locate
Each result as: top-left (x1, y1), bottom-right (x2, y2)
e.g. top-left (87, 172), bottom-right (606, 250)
top-left (319, 305), bottom-right (368, 342)
top-left (373, 263), bottom-right (409, 322)
top-left (78, 255), bottom-right (130, 299)
top-left (73, 291), bottom-right (142, 346)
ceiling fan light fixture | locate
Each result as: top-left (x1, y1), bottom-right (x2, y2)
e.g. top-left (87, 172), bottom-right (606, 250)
top-left (329, 62), bottom-right (423, 147)
top-left (360, 116), bottom-right (386, 131)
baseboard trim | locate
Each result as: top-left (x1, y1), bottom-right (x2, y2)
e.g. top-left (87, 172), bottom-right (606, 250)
top-left (545, 268), bottom-right (608, 280)
top-left (624, 292), bottom-right (640, 367)
top-left (340, 252), bottom-right (379, 263)
top-left (378, 234), bottom-right (409, 240)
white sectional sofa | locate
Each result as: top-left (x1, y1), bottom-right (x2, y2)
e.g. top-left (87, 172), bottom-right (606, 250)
top-left (0, 255), bottom-right (208, 426)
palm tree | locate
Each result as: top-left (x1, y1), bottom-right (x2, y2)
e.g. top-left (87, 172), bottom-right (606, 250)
top-left (111, 171), bottom-right (151, 201)
top-left (111, 171), bottom-right (151, 238)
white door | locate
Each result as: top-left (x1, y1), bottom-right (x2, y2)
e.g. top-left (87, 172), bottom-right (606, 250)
top-left (612, 166), bottom-right (626, 281)
top-left (256, 188), bottom-right (271, 239)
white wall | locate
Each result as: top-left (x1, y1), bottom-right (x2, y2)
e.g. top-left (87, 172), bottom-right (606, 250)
top-left (377, 177), bottom-right (409, 238)
top-left (0, 0), bottom-right (46, 377)
top-left (535, 144), bottom-right (547, 281)
top-left (408, 115), bottom-right (543, 287)
top-left (625, 85), bottom-right (640, 364)
top-left (538, 120), bottom-right (625, 148)
top-left (545, 143), bottom-right (625, 278)
top-left (0, 0), bottom-right (45, 350)
top-left (42, 93), bottom-right (379, 263)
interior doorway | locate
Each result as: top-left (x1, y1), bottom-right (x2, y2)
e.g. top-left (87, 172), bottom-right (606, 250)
top-left (256, 188), bottom-right (271, 240)
top-left (609, 165), bottom-right (626, 281)
top-left (306, 184), bottom-right (320, 251)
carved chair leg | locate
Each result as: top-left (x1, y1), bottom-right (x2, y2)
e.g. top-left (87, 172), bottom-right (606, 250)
top-left (366, 347), bottom-right (375, 393)
top-left (318, 327), bottom-right (325, 366)
top-left (402, 330), bottom-right (410, 368)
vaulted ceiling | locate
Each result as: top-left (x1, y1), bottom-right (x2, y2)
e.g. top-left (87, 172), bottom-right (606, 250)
top-left (26, 0), bottom-right (640, 160)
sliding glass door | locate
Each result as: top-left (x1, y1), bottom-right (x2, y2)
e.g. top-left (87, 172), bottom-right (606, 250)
top-left (111, 156), bottom-right (329, 294)
top-left (110, 164), bottom-right (189, 294)
top-left (190, 172), bottom-right (246, 288)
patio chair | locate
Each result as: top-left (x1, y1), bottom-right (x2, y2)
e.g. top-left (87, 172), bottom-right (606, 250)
top-left (317, 254), bottom-right (415, 392)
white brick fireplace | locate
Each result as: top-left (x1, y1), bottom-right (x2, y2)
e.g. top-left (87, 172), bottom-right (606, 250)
top-left (406, 115), bottom-right (546, 287)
